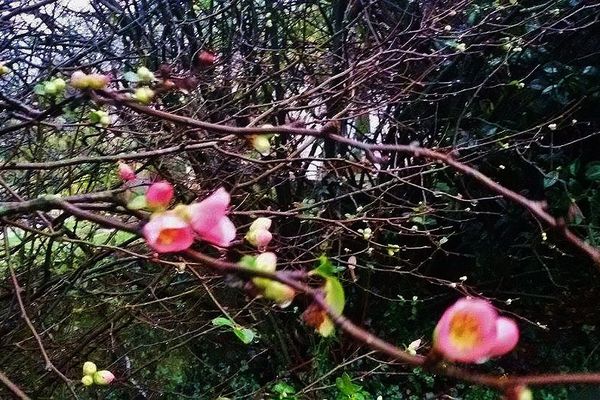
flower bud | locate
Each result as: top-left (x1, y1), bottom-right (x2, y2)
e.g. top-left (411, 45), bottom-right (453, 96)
top-left (92, 370), bottom-right (115, 385)
top-left (246, 228), bottom-right (272, 251)
top-left (262, 281), bottom-right (295, 308)
top-left (53, 78), bottom-right (66, 91)
top-left (90, 109), bottom-right (110, 126)
top-left (249, 217), bottom-right (271, 231)
top-left (133, 87), bottom-right (155, 104)
top-left (81, 375), bottom-right (94, 386)
top-left (117, 162), bottom-right (136, 181)
top-left (146, 181), bottom-right (174, 210)
top-left (70, 70), bottom-right (89, 89)
top-left (43, 81), bottom-right (59, 95)
top-left (251, 135), bottom-right (271, 156)
top-left (87, 74), bottom-right (110, 90)
top-left (0, 63), bottom-right (10, 76)
top-left (82, 361), bottom-right (97, 376)
top-left (136, 66), bottom-right (155, 82)
top-left (254, 252), bottom-right (277, 272)
top-left (197, 50), bottom-right (216, 67)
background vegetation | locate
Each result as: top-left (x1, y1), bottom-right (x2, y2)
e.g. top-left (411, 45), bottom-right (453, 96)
top-left (1, 0), bottom-right (600, 398)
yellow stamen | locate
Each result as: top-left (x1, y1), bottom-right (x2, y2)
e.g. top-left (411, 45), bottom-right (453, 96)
top-left (449, 312), bottom-right (481, 349)
top-left (158, 229), bottom-right (180, 245)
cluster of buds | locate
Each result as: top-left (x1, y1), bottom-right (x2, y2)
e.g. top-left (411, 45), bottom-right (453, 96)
top-left (432, 297), bottom-right (519, 363)
top-left (70, 70), bottom-right (110, 90)
top-left (81, 361), bottom-right (114, 386)
top-left (116, 163), bottom-right (236, 253)
top-left (245, 217), bottom-right (273, 251)
top-left (41, 77), bottom-right (66, 96)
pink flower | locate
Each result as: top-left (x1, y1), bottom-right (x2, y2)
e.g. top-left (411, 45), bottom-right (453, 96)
top-left (146, 181), bottom-right (174, 210)
top-left (117, 162), bottom-right (136, 181)
top-left (143, 212), bottom-right (194, 253)
top-left (188, 187), bottom-right (236, 247)
top-left (433, 298), bottom-right (518, 363)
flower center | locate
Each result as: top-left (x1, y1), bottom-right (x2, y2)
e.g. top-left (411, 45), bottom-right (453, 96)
top-left (449, 311), bottom-right (481, 350)
top-left (158, 228), bottom-right (180, 245)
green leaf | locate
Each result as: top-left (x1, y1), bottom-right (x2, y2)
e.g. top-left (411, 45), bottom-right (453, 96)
top-left (336, 373), bottom-right (361, 395)
top-left (123, 71), bottom-right (140, 82)
top-left (272, 381), bottom-right (296, 395)
top-left (127, 195), bottom-right (147, 210)
top-left (233, 327), bottom-right (255, 344)
top-left (324, 276), bottom-right (345, 315)
top-left (585, 162), bottom-right (600, 181)
top-left (544, 170), bottom-right (560, 188)
top-left (212, 317), bottom-right (235, 328)
top-left (312, 255), bottom-right (343, 277)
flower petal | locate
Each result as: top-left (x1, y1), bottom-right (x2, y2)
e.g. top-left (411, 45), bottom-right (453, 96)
top-left (488, 317), bottom-right (519, 357)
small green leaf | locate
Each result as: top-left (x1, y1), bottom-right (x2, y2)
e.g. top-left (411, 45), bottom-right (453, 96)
top-left (544, 170), bottom-right (560, 188)
top-left (585, 162), bottom-right (600, 181)
top-left (212, 317), bottom-right (235, 328)
top-left (127, 195), bottom-right (147, 210)
top-left (312, 255), bottom-right (344, 277)
top-left (233, 327), bottom-right (255, 344)
top-left (336, 373), bottom-right (361, 395)
top-left (123, 71), bottom-right (140, 82)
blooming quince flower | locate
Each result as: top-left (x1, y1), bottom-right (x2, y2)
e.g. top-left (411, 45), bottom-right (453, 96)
top-left (143, 212), bottom-right (194, 253)
top-left (82, 361), bottom-right (97, 376)
top-left (188, 188), bottom-right (236, 247)
top-left (146, 181), bottom-right (174, 211)
top-left (92, 370), bottom-right (115, 385)
top-left (433, 297), bottom-right (519, 363)
top-left (117, 162), bottom-right (136, 181)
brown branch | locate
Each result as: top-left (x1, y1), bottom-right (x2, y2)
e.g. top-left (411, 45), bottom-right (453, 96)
top-left (108, 96), bottom-right (600, 268)
top-left (4, 229), bottom-right (78, 398)
top-left (4, 197), bottom-right (600, 391)
top-left (0, 370), bottom-right (31, 400)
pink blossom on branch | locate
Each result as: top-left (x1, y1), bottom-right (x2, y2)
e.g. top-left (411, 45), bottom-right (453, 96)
top-left (143, 212), bottom-right (194, 253)
top-left (433, 297), bottom-right (519, 363)
top-left (146, 181), bottom-right (174, 210)
top-left (188, 187), bottom-right (236, 247)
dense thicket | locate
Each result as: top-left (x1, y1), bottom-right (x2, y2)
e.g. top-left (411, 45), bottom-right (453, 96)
top-left (1, 0), bottom-right (600, 399)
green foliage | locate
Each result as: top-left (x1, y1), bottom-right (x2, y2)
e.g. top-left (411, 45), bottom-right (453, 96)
top-left (335, 373), bottom-right (372, 400)
top-left (212, 316), bottom-right (256, 344)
